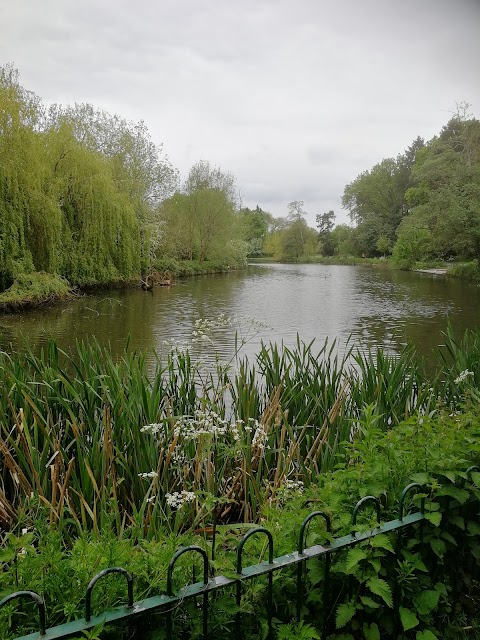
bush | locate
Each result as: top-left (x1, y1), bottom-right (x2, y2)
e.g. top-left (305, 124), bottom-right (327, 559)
top-left (0, 272), bottom-right (72, 310)
top-left (447, 260), bottom-right (480, 281)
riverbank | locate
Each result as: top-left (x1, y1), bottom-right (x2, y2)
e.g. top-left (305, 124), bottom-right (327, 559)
top-left (0, 272), bottom-right (76, 312)
top-left (2, 256), bottom-right (479, 314)
top-left (0, 259), bottom-right (245, 313)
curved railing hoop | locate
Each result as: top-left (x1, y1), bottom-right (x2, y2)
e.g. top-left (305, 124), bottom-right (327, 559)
top-left (167, 545), bottom-right (209, 597)
top-left (236, 527), bottom-right (274, 574)
top-left (398, 482), bottom-right (425, 520)
top-left (298, 511), bottom-right (332, 554)
top-left (0, 590), bottom-right (46, 636)
top-left (467, 465), bottom-right (480, 477)
top-left (85, 567), bottom-right (133, 622)
top-left (351, 496), bottom-right (381, 535)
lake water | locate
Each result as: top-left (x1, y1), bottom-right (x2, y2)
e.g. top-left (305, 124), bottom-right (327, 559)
top-left (1, 263), bottom-right (480, 369)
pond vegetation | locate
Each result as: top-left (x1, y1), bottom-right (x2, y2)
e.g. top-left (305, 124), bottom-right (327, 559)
top-left (2, 324), bottom-right (480, 638)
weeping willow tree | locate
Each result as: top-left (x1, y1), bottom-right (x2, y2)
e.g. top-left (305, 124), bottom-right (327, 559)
top-left (0, 65), bottom-right (178, 294)
top-left (0, 64), bottom-right (43, 289)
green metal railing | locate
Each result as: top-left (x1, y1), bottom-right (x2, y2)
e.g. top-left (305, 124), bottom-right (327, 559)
top-left (1, 472), bottom-right (478, 640)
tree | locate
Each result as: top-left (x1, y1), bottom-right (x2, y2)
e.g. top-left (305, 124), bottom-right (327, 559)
top-left (403, 114), bottom-right (480, 261)
top-left (240, 206), bottom-right (272, 256)
top-left (392, 220), bottom-right (431, 268)
top-left (376, 234), bottom-right (392, 258)
top-left (158, 160), bottom-right (245, 265)
top-left (316, 210), bottom-right (336, 256)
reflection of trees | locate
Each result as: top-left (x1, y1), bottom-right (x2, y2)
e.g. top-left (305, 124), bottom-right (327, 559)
top-left (349, 268), bottom-right (480, 363)
top-left (0, 293), bottom-right (156, 360)
top-left (0, 272), bottom-right (243, 370)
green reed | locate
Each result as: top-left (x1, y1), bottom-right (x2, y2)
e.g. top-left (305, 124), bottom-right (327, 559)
top-left (0, 329), bottom-right (474, 538)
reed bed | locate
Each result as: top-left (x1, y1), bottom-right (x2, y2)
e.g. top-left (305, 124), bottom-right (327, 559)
top-left (0, 326), bottom-right (476, 539)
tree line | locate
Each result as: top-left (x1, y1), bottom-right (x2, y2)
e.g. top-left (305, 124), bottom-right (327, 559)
top-left (245, 103), bottom-right (480, 267)
top-left (2, 63), bottom-right (479, 297)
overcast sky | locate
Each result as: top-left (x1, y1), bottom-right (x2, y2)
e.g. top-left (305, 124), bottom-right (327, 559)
top-left (1, 0), bottom-right (479, 226)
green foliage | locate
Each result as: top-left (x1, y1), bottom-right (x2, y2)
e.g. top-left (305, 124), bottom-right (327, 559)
top-left (341, 106), bottom-right (480, 266)
top-left (400, 607), bottom-right (419, 631)
top-left (2, 327), bottom-right (480, 636)
top-left (0, 272), bottom-right (72, 309)
top-left (0, 66), bottom-right (247, 301)
top-left (447, 260), bottom-right (480, 281)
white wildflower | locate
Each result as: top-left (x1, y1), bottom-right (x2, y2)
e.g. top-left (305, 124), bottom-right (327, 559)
top-left (138, 471), bottom-right (158, 479)
top-left (165, 490), bottom-right (196, 509)
top-left (284, 479), bottom-right (305, 494)
top-left (141, 423), bottom-right (163, 436)
top-left (454, 370), bottom-right (474, 385)
top-left (252, 423), bottom-right (267, 450)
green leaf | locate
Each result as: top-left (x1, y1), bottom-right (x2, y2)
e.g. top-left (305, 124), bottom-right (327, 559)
top-left (366, 577), bottom-right (393, 607)
top-left (345, 547), bottom-right (368, 572)
top-left (414, 590), bottom-right (441, 615)
top-left (336, 601), bottom-right (357, 629)
top-left (370, 534), bottom-right (394, 553)
top-left (448, 514), bottom-right (465, 530)
top-left (416, 631), bottom-right (438, 640)
top-left (440, 531), bottom-right (457, 546)
top-left (399, 607), bottom-right (419, 631)
top-left (360, 596), bottom-right (381, 609)
top-left (410, 473), bottom-right (430, 484)
top-left (467, 521), bottom-right (480, 536)
top-left (0, 548), bottom-right (15, 563)
top-left (470, 471), bottom-right (480, 487)
top-left (368, 558), bottom-right (382, 573)
top-left (430, 538), bottom-right (446, 558)
top-left (437, 485), bottom-right (469, 504)
top-left (425, 512), bottom-right (442, 527)
top-left (470, 541), bottom-right (480, 559)
top-left (363, 622), bottom-right (380, 640)
top-left (437, 470), bottom-right (456, 483)
top-left (434, 582), bottom-right (447, 597)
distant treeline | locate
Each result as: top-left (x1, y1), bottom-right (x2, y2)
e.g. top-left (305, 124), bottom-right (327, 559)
top-left (243, 104), bottom-right (480, 267)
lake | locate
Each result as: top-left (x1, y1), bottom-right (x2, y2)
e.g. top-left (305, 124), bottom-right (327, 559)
top-left (1, 263), bottom-right (480, 369)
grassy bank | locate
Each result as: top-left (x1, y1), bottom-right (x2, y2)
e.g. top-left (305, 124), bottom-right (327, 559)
top-left (0, 272), bottom-right (75, 312)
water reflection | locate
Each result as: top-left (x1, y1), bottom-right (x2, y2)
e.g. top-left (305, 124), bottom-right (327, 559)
top-left (1, 264), bottom-right (479, 370)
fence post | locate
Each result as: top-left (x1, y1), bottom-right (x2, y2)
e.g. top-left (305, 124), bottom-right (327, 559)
top-left (296, 511), bottom-right (331, 622)
top-left (236, 527), bottom-right (274, 640)
top-left (166, 545), bottom-right (210, 640)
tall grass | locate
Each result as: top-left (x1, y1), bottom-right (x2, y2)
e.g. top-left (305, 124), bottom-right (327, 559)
top-left (0, 328), bottom-right (474, 538)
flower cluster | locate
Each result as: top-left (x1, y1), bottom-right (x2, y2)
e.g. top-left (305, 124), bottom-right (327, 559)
top-left (190, 314), bottom-right (233, 345)
top-left (454, 370), bottom-right (474, 385)
top-left (251, 422), bottom-right (268, 451)
top-left (283, 479), bottom-right (304, 494)
top-left (173, 410), bottom-right (240, 441)
top-left (165, 490), bottom-right (196, 509)
top-left (140, 423), bottom-right (164, 437)
top-left (138, 471), bottom-right (158, 479)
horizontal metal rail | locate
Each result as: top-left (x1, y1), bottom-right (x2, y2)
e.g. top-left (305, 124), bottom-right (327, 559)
top-left (1, 479), bottom-right (475, 640)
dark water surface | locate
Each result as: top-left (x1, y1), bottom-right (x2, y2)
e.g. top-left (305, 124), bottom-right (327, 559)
top-left (1, 264), bottom-right (479, 369)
